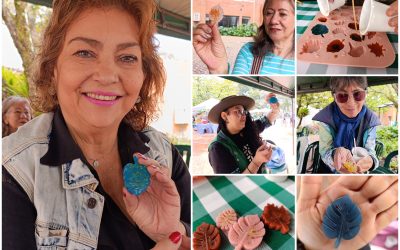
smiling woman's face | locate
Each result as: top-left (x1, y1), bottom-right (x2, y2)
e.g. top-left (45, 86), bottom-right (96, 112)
top-left (263, 0), bottom-right (295, 44)
top-left (54, 7), bottom-right (144, 130)
top-left (4, 101), bottom-right (32, 132)
top-left (334, 82), bottom-right (366, 118)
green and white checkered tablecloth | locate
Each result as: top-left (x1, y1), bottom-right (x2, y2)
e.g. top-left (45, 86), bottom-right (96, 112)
top-left (192, 176), bottom-right (295, 250)
top-left (297, 1), bottom-right (398, 74)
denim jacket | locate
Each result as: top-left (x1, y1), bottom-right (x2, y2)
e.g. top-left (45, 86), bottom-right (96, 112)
top-left (2, 112), bottom-right (173, 249)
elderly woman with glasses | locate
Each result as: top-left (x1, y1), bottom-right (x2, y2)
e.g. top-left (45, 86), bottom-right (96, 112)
top-left (207, 94), bottom-right (280, 173)
top-left (312, 77), bottom-right (380, 174)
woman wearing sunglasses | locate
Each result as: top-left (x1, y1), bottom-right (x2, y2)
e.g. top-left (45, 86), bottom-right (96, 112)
top-left (312, 77), bottom-right (380, 174)
top-left (207, 94), bottom-right (279, 173)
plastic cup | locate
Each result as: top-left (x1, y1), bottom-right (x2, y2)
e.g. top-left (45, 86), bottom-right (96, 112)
top-left (317, 0), bottom-right (346, 17)
top-left (359, 0), bottom-right (395, 35)
top-left (351, 147), bottom-right (369, 162)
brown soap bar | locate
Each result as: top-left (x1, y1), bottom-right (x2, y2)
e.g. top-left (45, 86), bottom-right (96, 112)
top-left (261, 203), bottom-right (291, 234)
top-left (193, 222), bottom-right (221, 250)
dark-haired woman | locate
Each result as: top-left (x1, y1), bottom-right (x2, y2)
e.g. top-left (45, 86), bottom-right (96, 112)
top-left (207, 95), bottom-right (279, 173)
top-left (193, 0), bottom-right (295, 75)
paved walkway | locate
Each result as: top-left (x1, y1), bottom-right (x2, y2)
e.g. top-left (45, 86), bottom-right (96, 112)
top-left (193, 36), bottom-right (253, 74)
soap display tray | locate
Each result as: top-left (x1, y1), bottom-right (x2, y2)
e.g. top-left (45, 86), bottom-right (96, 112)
top-left (297, 6), bottom-right (395, 68)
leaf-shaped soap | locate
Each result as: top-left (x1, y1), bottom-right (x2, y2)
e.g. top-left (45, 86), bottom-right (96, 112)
top-left (216, 209), bottom-right (238, 231)
top-left (228, 215), bottom-right (265, 250)
top-left (342, 161), bottom-right (357, 173)
top-left (209, 5), bottom-right (223, 25)
top-left (261, 203), bottom-right (291, 234)
top-left (123, 156), bottom-right (150, 196)
top-left (322, 195), bottom-right (362, 248)
top-left (193, 223), bottom-right (221, 250)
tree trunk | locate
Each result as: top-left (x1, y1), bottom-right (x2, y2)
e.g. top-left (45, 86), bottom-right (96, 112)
top-left (2, 0), bottom-right (35, 90)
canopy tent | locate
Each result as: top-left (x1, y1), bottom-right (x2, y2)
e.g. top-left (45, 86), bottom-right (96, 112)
top-left (222, 76), bottom-right (295, 98)
top-left (22, 0), bottom-right (191, 40)
top-left (192, 98), bottom-right (219, 112)
top-left (297, 77), bottom-right (398, 94)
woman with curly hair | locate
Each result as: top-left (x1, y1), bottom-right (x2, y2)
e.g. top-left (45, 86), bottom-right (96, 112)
top-left (193, 0), bottom-right (295, 75)
top-left (2, 0), bottom-right (190, 249)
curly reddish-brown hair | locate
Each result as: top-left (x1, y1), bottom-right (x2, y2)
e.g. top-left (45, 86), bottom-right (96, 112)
top-left (31, 0), bottom-right (165, 131)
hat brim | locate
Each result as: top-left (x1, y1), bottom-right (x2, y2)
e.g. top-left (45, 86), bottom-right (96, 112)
top-left (208, 96), bottom-right (255, 124)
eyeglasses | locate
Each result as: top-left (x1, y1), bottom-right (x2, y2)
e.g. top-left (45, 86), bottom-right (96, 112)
top-left (334, 90), bottom-right (366, 103)
top-left (228, 109), bottom-right (249, 117)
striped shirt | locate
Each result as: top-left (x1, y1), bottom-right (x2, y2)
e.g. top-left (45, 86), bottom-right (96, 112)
top-left (232, 42), bottom-right (295, 75)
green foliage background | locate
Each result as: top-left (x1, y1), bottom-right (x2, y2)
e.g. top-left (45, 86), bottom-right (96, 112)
top-left (219, 24), bottom-right (257, 37)
top-left (2, 67), bottom-right (29, 98)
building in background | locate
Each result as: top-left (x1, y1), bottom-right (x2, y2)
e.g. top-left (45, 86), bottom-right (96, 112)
top-left (378, 104), bottom-right (398, 126)
top-left (193, 0), bottom-right (264, 27)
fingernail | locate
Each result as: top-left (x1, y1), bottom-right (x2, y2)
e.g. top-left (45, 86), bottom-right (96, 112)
top-left (150, 165), bottom-right (159, 169)
top-left (169, 231), bottom-right (181, 244)
top-left (137, 153), bottom-right (148, 160)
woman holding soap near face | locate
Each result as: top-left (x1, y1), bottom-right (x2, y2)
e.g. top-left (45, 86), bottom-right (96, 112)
top-left (207, 94), bottom-right (280, 173)
top-left (312, 77), bottom-right (380, 174)
top-left (2, 0), bottom-right (191, 249)
top-left (193, 0), bottom-right (295, 74)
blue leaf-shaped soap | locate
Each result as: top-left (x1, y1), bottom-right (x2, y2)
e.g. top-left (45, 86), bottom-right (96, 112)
top-left (123, 156), bottom-right (150, 196)
top-left (322, 195), bottom-right (362, 248)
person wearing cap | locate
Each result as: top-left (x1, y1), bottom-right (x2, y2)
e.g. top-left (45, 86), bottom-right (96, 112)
top-left (207, 94), bottom-right (280, 173)
top-left (312, 77), bottom-right (380, 174)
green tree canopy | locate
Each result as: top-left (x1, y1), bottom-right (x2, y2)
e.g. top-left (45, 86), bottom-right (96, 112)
top-left (192, 76), bottom-right (239, 106)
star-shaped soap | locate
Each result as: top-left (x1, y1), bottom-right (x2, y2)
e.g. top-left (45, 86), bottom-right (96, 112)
top-left (123, 156), bottom-right (150, 196)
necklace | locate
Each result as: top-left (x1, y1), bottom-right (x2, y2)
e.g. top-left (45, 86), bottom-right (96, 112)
top-left (69, 130), bottom-right (118, 168)
top-left (85, 143), bottom-right (118, 168)
top-left (91, 159), bottom-right (101, 168)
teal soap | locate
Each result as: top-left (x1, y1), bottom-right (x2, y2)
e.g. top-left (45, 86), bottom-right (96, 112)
top-left (123, 156), bottom-right (150, 196)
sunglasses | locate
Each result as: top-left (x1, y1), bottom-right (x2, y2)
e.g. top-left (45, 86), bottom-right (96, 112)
top-left (334, 90), bottom-right (366, 103)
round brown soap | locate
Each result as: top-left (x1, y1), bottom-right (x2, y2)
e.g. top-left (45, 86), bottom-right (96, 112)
top-left (193, 222), bottom-right (221, 250)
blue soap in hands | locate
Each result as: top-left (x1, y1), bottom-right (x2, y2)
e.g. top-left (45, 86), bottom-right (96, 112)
top-left (269, 96), bottom-right (278, 104)
top-left (123, 156), bottom-right (150, 196)
top-left (322, 195), bottom-right (362, 248)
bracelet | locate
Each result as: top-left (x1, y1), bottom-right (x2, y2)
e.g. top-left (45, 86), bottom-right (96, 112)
top-left (248, 160), bottom-right (259, 174)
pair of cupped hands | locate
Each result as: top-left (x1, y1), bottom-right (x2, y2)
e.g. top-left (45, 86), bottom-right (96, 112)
top-left (297, 176), bottom-right (398, 250)
top-left (122, 153), bottom-right (190, 250)
top-left (333, 147), bottom-right (372, 173)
